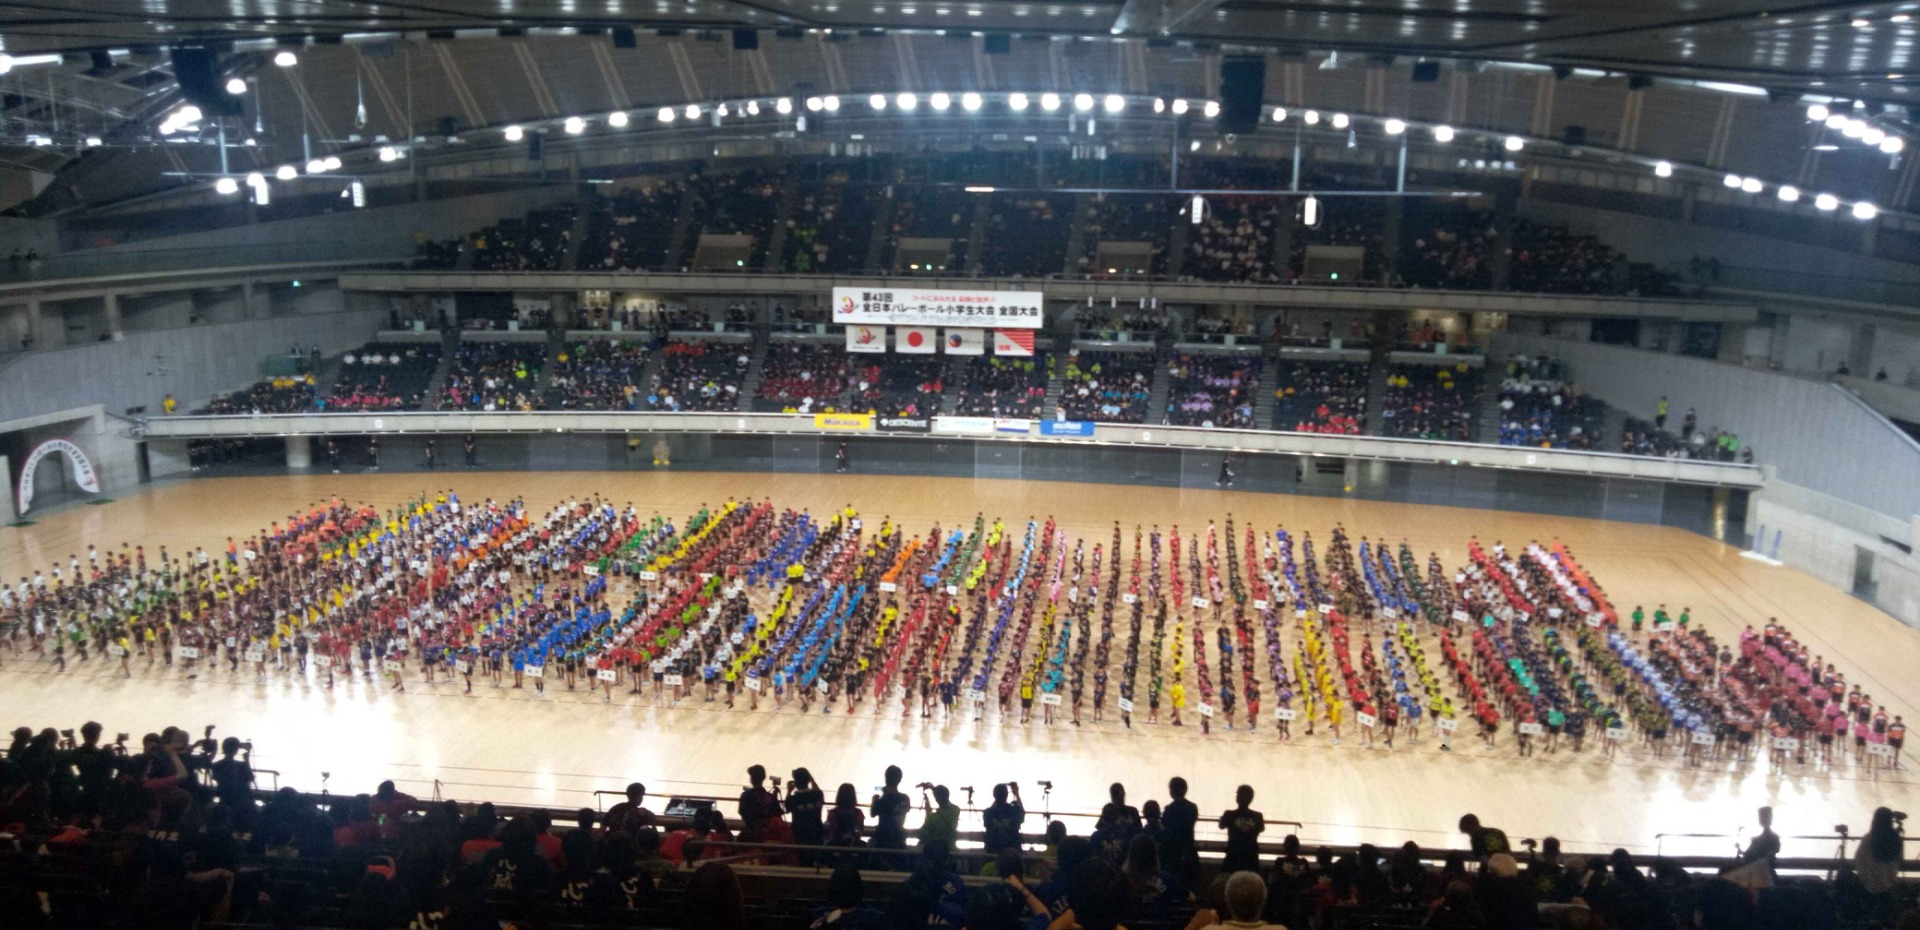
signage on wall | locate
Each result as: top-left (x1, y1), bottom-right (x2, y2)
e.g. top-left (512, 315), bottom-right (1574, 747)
top-left (16, 438), bottom-right (100, 515)
top-left (833, 287), bottom-right (1043, 329)
top-left (813, 413), bottom-right (874, 431)
top-left (1039, 420), bottom-right (1096, 438)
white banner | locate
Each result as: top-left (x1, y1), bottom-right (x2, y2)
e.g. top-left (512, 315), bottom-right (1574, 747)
top-left (897, 326), bottom-right (937, 354)
top-left (835, 286), bottom-right (1043, 329)
top-left (943, 328), bottom-right (984, 356)
top-left (935, 416), bottom-right (996, 435)
top-left (845, 324), bottom-right (887, 353)
top-left (16, 438), bottom-right (100, 515)
top-left (993, 329), bottom-right (1036, 356)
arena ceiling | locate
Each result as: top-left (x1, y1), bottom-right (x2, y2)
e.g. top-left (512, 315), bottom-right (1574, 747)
top-left (3, 1), bottom-right (1920, 217)
top-left (3, 1), bottom-right (1917, 98)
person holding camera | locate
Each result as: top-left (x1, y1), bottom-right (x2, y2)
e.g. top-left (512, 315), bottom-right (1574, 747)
top-left (1854, 807), bottom-right (1905, 897)
top-left (983, 783), bottom-right (1026, 857)
top-left (919, 784), bottom-right (961, 852)
top-left (209, 737), bottom-right (255, 811)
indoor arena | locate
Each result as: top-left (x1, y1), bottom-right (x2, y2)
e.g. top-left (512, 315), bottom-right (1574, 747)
top-left (2, 4), bottom-right (1919, 929)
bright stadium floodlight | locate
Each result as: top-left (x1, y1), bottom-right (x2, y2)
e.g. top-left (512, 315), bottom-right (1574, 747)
top-left (323, 156), bottom-right (341, 171)
top-left (1723, 173), bottom-right (1742, 188)
top-left (378, 145), bottom-right (398, 162)
top-left (1853, 201), bottom-right (1879, 220)
top-left (1740, 176), bottom-right (1762, 193)
top-left (214, 177), bottom-right (239, 195)
top-left (1171, 98), bottom-right (1188, 115)
top-left (1008, 92), bottom-right (1029, 111)
top-left (1777, 185), bottom-right (1800, 202)
top-left (1274, 107), bottom-right (1289, 123)
top-left (823, 95), bottom-right (840, 112)
top-left (1864, 127), bottom-right (1886, 145)
top-left (686, 104), bottom-right (702, 119)
top-left (1815, 193), bottom-right (1839, 210)
top-left (564, 116), bottom-right (586, 134)
top-left (1384, 118), bottom-right (1405, 134)
top-left (274, 50), bottom-right (297, 67)
top-left (961, 92), bottom-right (982, 111)
top-left (1073, 93), bottom-right (1094, 111)
top-left (275, 164), bottom-right (298, 180)
top-left (226, 77), bottom-right (247, 95)
top-left (1203, 100), bottom-right (1219, 117)
top-left (1883, 136), bottom-right (1906, 153)
top-left (1504, 135), bottom-right (1524, 152)
top-left (1654, 160), bottom-right (1673, 177)
top-left (745, 101), bottom-right (760, 116)
top-left (504, 124), bottom-right (525, 141)
top-left (777, 97), bottom-right (794, 114)
top-left (1303, 109), bottom-right (1320, 126)
top-left (1826, 113), bottom-right (1849, 130)
top-left (1331, 112), bottom-right (1349, 129)
top-left (1432, 125), bottom-right (1454, 142)
top-left (1041, 92), bottom-right (1062, 111)
top-left (897, 92), bottom-right (918, 110)
top-left (306, 158), bottom-right (327, 174)
top-left (1808, 103), bottom-right (1830, 121)
top-left (1301, 195), bottom-right (1321, 228)
top-left (805, 96), bottom-right (822, 112)
top-left (608, 110), bottom-right (630, 127)
top-left (1104, 94), bottom-right (1124, 114)
top-left (870, 93), bottom-right (887, 110)
top-left (245, 172), bottom-right (265, 187)
top-left (658, 107), bottom-right (676, 122)
top-left (930, 92), bottom-right (951, 110)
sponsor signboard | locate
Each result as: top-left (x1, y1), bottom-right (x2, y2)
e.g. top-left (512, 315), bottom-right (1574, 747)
top-left (1039, 420), bottom-right (1096, 437)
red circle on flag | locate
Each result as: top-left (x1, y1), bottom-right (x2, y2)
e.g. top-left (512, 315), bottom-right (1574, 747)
top-left (906, 330), bottom-right (925, 348)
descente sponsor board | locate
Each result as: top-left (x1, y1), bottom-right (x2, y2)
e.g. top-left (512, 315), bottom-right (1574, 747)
top-left (812, 413), bottom-right (873, 430)
top-left (877, 416), bottom-right (932, 432)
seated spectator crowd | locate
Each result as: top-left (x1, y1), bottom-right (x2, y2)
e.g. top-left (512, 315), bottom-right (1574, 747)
top-left (328, 343), bottom-right (441, 412)
top-left (756, 342), bottom-right (850, 413)
top-left (1382, 364), bottom-right (1477, 443)
top-left (954, 355), bottom-right (1048, 419)
top-left (1274, 361), bottom-right (1366, 434)
top-left (1, 725), bottom-right (1899, 930)
top-left (546, 340), bottom-right (651, 411)
top-left (648, 339), bottom-right (746, 413)
top-left (440, 343), bottom-right (546, 412)
top-left (1058, 350), bottom-right (1154, 424)
top-left (1164, 352), bottom-right (1260, 429)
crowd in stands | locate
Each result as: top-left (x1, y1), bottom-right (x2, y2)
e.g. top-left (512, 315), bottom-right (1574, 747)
top-left (648, 339), bottom-right (746, 412)
top-left (1, 719), bottom-right (1908, 930)
top-left (756, 342), bottom-right (850, 413)
top-left (205, 375), bottom-right (318, 415)
top-left (1191, 314), bottom-right (1255, 340)
top-left (1274, 361), bottom-right (1367, 434)
top-left (886, 187), bottom-right (973, 272)
top-left (1621, 409), bottom-right (1752, 463)
top-left (852, 356), bottom-right (947, 417)
top-left (469, 205), bottom-right (577, 272)
top-left (1184, 195), bottom-right (1283, 284)
top-left (1058, 350), bottom-right (1155, 423)
top-left (983, 195), bottom-right (1072, 278)
top-left (1290, 200), bottom-right (1386, 285)
top-left (1381, 364), bottom-right (1477, 442)
top-left (545, 340), bottom-right (651, 411)
top-left (440, 343), bottom-right (546, 412)
top-left (1079, 309), bottom-right (1173, 339)
top-left (679, 169), bottom-right (786, 270)
top-left (783, 176), bottom-right (883, 274)
top-left (954, 355), bottom-right (1048, 418)
top-left (328, 343), bottom-right (441, 412)
top-left (1402, 209), bottom-right (1633, 296)
top-left (1077, 193), bottom-right (1172, 277)
top-left (1164, 352), bottom-right (1261, 429)
top-left (411, 237), bottom-right (463, 270)
top-left (1493, 354), bottom-right (1597, 451)
top-left (579, 184), bottom-right (685, 272)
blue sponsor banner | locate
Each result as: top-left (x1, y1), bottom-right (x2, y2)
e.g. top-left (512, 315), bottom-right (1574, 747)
top-left (1039, 420), bottom-right (1096, 437)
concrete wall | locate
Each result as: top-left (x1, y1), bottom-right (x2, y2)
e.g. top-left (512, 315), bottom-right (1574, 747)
top-left (1751, 479), bottom-right (1920, 629)
top-left (1496, 332), bottom-right (1920, 526)
top-left (0, 286), bottom-right (383, 422)
top-left (0, 406), bottom-right (141, 513)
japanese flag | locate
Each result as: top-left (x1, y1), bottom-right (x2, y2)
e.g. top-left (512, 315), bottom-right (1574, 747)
top-left (898, 326), bottom-right (937, 354)
top-left (993, 330), bottom-right (1036, 357)
top-left (943, 328), bottom-right (984, 356)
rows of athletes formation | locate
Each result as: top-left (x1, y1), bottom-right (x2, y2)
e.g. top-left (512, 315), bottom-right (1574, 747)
top-left (2, 493), bottom-right (1905, 770)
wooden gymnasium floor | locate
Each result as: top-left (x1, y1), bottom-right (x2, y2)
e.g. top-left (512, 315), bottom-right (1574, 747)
top-left (4, 470), bottom-right (1918, 859)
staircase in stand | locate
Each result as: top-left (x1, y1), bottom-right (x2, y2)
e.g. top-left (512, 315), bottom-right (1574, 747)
top-left (1254, 345), bottom-right (1282, 428)
top-left (421, 329), bottom-right (461, 410)
top-left (1144, 346), bottom-right (1173, 426)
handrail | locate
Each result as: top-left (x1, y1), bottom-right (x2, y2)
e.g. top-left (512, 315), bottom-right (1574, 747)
top-left (138, 408), bottom-right (1765, 488)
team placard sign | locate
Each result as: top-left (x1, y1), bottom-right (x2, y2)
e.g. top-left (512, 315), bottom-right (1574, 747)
top-left (833, 287), bottom-right (1043, 329)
